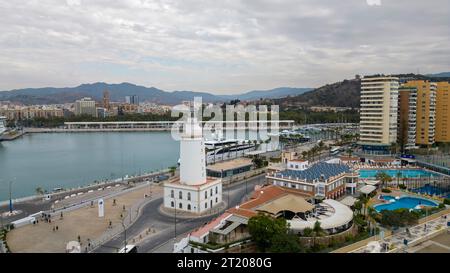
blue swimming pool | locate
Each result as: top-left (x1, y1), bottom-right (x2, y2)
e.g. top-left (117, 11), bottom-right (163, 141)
top-left (359, 169), bottom-right (440, 179)
top-left (374, 195), bottom-right (439, 212)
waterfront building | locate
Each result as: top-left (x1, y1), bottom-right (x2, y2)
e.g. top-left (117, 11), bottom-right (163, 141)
top-left (163, 115), bottom-right (223, 214)
top-left (359, 75), bottom-right (399, 154)
top-left (0, 105), bottom-right (64, 120)
top-left (435, 82), bottom-right (450, 143)
top-left (75, 97), bottom-right (97, 117)
top-left (96, 107), bottom-right (107, 118)
top-left (397, 86), bottom-right (418, 150)
top-left (402, 80), bottom-right (436, 147)
top-left (266, 161), bottom-right (358, 198)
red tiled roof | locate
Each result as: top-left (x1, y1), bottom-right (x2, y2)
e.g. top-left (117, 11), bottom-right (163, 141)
top-left (226, 185), bottom-right (310, 219)
top-left (190, 212), bottom-right (232, 238)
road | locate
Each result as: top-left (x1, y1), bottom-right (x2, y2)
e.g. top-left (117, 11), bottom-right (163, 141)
top-left (0, 171), bottom-right (170, 225)
top-left (94, 174), bottom-right (267, 253)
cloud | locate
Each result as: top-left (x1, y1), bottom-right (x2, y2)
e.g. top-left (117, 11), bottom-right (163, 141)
top-left (366, 0), bottom-right (381, 6)
top-left (0, 0), bottom-right (448, 93)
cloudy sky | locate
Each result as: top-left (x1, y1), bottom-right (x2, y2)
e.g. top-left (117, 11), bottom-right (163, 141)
top-left (0, 0), bottom-right (448, 94)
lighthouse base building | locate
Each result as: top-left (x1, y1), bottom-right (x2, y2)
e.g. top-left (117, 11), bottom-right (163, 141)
top-left (164, 178), bottom-right (222, 214)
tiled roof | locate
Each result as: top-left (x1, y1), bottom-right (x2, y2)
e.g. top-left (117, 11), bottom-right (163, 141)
top-left (226, 185), bottom-right (310, 219)
top-left (273, 162), bottom-right (350, 181)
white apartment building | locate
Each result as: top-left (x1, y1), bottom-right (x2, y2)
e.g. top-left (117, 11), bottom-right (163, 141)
top-left (75, 97), bottom-right (97, 117)
top-left (359, 76), bottom-right (399, 153)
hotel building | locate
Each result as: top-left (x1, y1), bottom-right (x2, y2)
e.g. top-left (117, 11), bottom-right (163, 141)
top-left (397, 86), bottom-right (418, 150)
top-left (75, 97), bottom-right (97, 117)
top-left (436, 82), bottom-right (450, 143)
top-left (266, 160), bottom-right (358, 198)
top-left (359, 76), bottom-right (399, 153)
top-left (402, 80), bottom-right (436, 146)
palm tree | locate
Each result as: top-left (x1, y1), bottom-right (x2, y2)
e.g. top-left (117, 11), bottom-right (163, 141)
top-left (376, 172), bottom-right (392, 189)
top-left (346, 148), bottom-right (353, 158)
top-left (35, 187), bottom-right (44, 195)
top-left (396, 172), bottom-right (402, 188)
top-left (301, 151), bottom-right (308, 160)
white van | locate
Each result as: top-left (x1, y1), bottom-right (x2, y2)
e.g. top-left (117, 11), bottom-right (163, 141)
top-left (118, 245), bottom-right (138, 253)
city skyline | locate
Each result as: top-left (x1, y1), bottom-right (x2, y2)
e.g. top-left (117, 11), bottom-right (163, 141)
top-left (0, 0), bottom-right (449, 93)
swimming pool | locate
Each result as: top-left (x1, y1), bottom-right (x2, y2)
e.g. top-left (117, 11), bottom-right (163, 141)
top-left (374, 195), bottom-right (439, 212)
top-left (359, 169), bottom-right (440, 179)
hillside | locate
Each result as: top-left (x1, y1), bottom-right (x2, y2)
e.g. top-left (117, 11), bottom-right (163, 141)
top-left (0, 83), bottom-right (311, 105)
top-left (274, 79), bottom-right (361, 109)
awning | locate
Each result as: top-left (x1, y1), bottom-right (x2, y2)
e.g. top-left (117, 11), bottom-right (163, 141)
top-left (340, 196), bottom-right (358, 207)
top-left (359, 185), bottom-right (377, 195)
top-left (256, 194), bottom-right (315, 215)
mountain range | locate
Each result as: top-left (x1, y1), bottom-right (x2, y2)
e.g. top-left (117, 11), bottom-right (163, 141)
top-left (0, 83), bottom-right (312, 105)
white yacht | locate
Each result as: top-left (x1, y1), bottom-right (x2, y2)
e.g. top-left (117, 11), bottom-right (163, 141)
top-left (0, 116), bottom-right (7, 138)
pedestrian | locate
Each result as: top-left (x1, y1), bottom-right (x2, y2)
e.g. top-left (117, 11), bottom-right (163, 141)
top-left (52, 226), bottom-right (55, 232)
top-left (56, 226), bottom-right (59, 231)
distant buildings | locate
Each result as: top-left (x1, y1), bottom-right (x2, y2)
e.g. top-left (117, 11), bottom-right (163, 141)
top-left (74, 97), bottom-right (97, 117)
top-left (359, 76), bottom-right (399, 153)
top-left (0, 105), bottom-right (64, 120)
top-left (103, 90), bottom-right (110, 110)
top-left (125, 95), bottom-right (139, 105)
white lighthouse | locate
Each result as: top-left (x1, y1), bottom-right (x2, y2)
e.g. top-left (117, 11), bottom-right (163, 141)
top-left (179, 117), bottom-right (206, 185)
top-left (163, 104), bottom-right (223, 215)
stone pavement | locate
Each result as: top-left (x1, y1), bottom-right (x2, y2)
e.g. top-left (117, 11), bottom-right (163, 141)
top-left (352, 213), bottom-right (449, 253)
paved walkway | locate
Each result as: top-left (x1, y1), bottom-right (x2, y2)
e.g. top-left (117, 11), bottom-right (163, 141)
top-left (352, 213), bottom-right (449, 253)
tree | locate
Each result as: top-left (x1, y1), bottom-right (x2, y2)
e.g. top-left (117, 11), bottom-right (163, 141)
top-left (379, 209), bottom-right (420, 228)
top-left (346, 148), bottom-right (353, 158)
top-left (301, 151), bottom-right (308, 159)
top-left (268, 233), bottom-right (304, 253)
top-left (35, 187), bottom-right (45, 195)
top-left (395, 172), bottom-right (402, 188)
top-left (313, 221), bottom-right (323, 235)
top-left (247, 213), bottom-right (290, 252)
top-left (376, 172), bottom-right (392, 189)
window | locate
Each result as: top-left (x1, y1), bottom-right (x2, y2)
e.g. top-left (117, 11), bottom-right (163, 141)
top-left (205, 202), bottom-right (208, 209)
top-left (170, 190), bottom-right (174, 198)
top-left (210, 188), bottom-right (213, 197)
top-left (179, 202), bottom-right (182, 209)
top-left (187, 204), bottom-right (191, 211)
top-left (179, 191), bottom-right (183, 199)
top-left (205, 191), bottom-right (207, 199)
top-left (215, 197), bottom-right (218, 203)
top-left (171, 201), bottom-right (174, 208)
top-left (187, 192), bottom-right (191, 201)
top-left (215, 187), bottom-right (218, 194)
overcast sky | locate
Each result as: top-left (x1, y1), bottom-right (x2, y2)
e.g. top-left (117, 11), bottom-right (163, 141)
top-left (0, 0), bottom-right (448, 94)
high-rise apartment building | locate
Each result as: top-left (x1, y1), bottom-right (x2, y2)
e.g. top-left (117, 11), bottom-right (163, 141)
top-left (125, 95), bottom-right (139, 105)
top-left (359, 76), bottom-right (399, 154)
top-left (435, 82), bottom-right (450, 143)
top-left (397, 86), bottom-right (417, 151)
top-left (75, 97), bottom-right (97, 117)
top-left (403, 80), bottom-right (436, 146)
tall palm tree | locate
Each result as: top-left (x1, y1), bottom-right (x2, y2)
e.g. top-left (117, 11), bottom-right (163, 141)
top-left (396, 172), bottom-right (402, 188)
